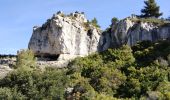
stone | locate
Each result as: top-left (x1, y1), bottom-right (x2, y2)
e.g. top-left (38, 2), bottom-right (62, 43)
top-left (28, 11), bottom-right (101, 65)
top-left (29, 12), bottom-right (170, 68)
top-left (100, 18), bottom-right (170, 48)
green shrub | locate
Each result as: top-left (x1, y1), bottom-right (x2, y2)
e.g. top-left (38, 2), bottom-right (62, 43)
top-left (0, 88), bottom-right (13, 99)
top-left (0, 88), bottom-right (26, 100)
top-left (16, 49), bottom-right (36, 70)
top-left (0, 67), bottom-right (69, 99)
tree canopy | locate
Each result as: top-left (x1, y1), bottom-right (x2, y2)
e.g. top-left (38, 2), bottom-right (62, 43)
top-left (91, 18), bottom-right (100, 28)
top-left (140, 0), bottom-right (163, 18)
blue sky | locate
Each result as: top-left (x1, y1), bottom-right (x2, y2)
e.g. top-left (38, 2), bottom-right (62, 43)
top-left (0, 0), bottom-right (169, 54)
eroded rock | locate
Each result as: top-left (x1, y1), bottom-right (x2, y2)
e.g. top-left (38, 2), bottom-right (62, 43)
top-left (29, 11), bottom-right (101, 63)
top-left (100, 17), bottom-right (170, 48)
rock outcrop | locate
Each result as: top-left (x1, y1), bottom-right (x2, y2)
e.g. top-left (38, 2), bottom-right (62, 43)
top-left (29, 12), bottom-right (170, 67)
top-left (29, 11), bottom-right (101, 62)
top-left (100, 16), bottom-right (170, 48)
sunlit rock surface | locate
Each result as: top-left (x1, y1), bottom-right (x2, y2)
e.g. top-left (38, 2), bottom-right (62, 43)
top-left (29, 11), bottom-right (101, 63)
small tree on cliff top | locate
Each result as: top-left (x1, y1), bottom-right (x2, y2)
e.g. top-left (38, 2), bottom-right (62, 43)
top-left (140, 0), bottom-right (163, 18)
top-left (91, 18), bottom-right (100, 28)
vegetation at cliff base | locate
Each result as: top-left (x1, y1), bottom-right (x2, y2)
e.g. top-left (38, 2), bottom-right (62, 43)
top-left (0, 40), bottom-right (170, 99)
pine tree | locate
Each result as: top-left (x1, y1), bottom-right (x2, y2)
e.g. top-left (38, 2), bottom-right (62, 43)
top-left (91, 18), bottom-right (100, 28)
top-left (140, 0), bottom-right (163, 18)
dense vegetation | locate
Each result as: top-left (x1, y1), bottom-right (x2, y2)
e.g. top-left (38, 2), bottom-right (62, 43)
top-left (1, 40), bottom-right (170, 99)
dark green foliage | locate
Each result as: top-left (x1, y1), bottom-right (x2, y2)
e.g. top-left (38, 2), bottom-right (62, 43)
top-left (0, 88), bottom-right (26, 100)
top-left (1, 40), bottom-right (170, 99)
top-left (132, 40), bottom-right (170, 66)
top-left (111, 17), bottom-right (119, 24)
top-left (0, 68), bottom-right (69, 99)
top-left (68, 41), bottom-right (170, 99)
top-left (68, 45), bottom-right (135, 97)
top-left (91, 18), bottom-right (100, 28)
top-left (140, 0), bottom-right (163, 18)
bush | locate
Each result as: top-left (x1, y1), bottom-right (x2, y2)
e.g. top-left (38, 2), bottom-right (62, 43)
top-left (16, 49), bottom-right (36, 70)
top-left (0, 88), bottom-right (13, 99)
top-left (0, 88), bottom-right (25, 100)
top-left (0, 67), bottom-right (69, 99)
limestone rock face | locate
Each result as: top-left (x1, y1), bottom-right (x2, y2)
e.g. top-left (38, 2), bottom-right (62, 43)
top-left (114, 18), bottom-right (170, 46)
top-left (100, 18), bottom-right (170, 48)
top-left (98, 31), bottom-right (112, 51)
top-left (28, 12), bottom-right (101, 61)
top-left (29, 12), bottom-right (170, 67)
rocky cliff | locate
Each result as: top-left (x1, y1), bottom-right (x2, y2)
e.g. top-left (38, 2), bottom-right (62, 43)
top-left (100, 16), bottom-right (170, 49)
top-left (28, 11), bottom-right (101, 61)
top-left (29, 12), bottom-right (170, 66)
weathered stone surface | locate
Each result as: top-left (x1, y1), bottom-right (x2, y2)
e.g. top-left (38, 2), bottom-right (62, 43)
top-left (29, 12), bottom-right (170, 67)
top-left (98, 31), bottom-right (112, 51)
top-left (28, 11), bottom-right (101, 62)
top-left (100, 17), bottom-right (170, 48)
top-left (117, 19), bottom-right (170, 46)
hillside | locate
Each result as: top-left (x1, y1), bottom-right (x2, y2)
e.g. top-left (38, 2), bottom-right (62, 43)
top-left (0, 40), bottom-right (170, 99)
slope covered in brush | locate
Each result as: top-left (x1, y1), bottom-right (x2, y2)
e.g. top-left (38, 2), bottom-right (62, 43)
top-left (0, 40), bottom-right (170, 99)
